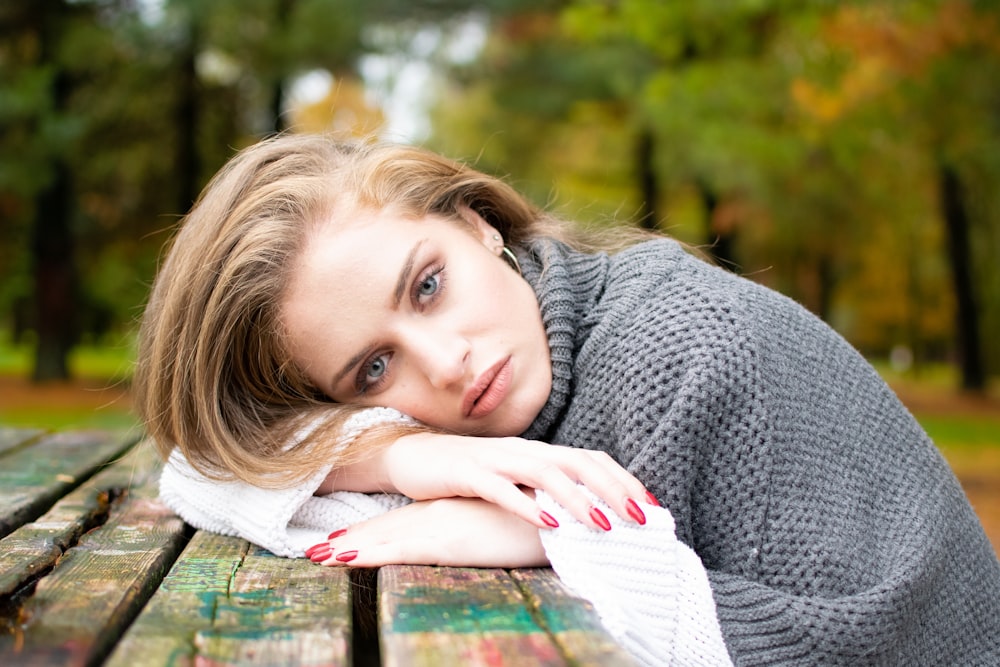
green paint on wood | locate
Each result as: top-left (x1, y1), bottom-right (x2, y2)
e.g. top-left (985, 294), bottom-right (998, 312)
top-left (108, 530), bottom-right (352, 667)
top-left (160, 557), bottom-right (240, 595)
top-left (390, 600), bottom-right (539, 634)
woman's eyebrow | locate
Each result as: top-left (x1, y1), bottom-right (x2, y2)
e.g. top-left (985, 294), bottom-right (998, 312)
top-left (331, 346), bottom-right (370, 393)
top-left (393, 240), bottom-right (424, 308)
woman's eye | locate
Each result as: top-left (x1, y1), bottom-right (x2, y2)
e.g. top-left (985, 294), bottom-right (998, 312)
top-left (413, 265), bottom-right (445, 306)
top-left (357, 353), bottom-right (391, 394)
top-left (417, 274), bottom-right (438, 297)
top-left (366, 356), bottom-right (387, 380)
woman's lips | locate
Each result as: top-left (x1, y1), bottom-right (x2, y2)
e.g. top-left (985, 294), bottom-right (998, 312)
top-left (464, 357), bottom-right (512, 419)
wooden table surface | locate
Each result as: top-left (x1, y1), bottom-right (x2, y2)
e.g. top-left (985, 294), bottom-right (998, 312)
top-left (0, 427), bottom-right (634, 666)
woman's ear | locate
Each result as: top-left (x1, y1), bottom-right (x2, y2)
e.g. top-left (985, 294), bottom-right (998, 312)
top-left (457, 205), bottom-right (502, 251)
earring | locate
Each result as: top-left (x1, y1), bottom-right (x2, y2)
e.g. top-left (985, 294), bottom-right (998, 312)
top-left (501, 246), bottom-right (522, 276)
top-left (490, 231), bottom-right (521, 275)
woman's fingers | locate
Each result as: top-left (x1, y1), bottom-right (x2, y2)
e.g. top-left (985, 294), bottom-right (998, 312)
top-left (464, 474), bottom-right (559, 529)
top-left (485, 442), bottom-right (655, 530)
top-left (383, 434), bottom-right (658, 531)
top-left (308, 498), bottom-right (548, 568)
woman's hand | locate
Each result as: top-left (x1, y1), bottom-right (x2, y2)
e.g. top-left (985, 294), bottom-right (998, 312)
top-left (323, 433), bottom-right (657, 531)
top-left (305, 496), bottom-right (547, 568)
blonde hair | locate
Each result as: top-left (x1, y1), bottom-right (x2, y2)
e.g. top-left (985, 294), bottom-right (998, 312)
top-left (134, 133), bottom-right (582, 487)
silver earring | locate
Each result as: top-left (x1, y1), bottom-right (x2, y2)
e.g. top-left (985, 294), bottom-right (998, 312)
top-left (501, 246), bottom-right (522, 276)
top-left (490, 231), bottom-right (520, 275)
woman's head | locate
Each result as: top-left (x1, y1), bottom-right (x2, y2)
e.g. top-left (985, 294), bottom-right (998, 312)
top-left (134, 134), bottom-right (556, 485)
top-left (282, 203), bottom-right (551, 439)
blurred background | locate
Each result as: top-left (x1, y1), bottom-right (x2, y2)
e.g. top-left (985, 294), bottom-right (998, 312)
top-left (0, 0), bottom-right (997, 542)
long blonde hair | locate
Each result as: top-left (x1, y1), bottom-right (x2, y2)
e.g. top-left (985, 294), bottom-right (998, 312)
top-left (134, 133), bottom-right (577, 487)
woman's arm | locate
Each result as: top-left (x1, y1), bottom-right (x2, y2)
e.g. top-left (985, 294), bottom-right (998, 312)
top-left (307, 495), bottom-right (548, 568)
top-left (308, 489), bottom-right (733, 667)
top-left (322, 431), bottom-right (656, 532)
top-left (160, 406), bottom-right (654, 556)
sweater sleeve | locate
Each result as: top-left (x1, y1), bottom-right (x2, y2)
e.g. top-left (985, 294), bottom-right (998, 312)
top-left (158, 407), bottom-right (412, 557)
top-left (538, 489), bottom-right (732, 667)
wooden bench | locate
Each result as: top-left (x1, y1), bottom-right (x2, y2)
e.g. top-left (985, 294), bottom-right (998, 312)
top-left (0, 427), bottom-right (635, 666)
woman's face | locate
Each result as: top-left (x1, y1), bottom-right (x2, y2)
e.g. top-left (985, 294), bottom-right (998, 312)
top-left (281, 206), bottom-right (552, 436)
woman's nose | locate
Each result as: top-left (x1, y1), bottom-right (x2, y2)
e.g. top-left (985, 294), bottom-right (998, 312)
top-left (410, 327), bottom-right (470, 389)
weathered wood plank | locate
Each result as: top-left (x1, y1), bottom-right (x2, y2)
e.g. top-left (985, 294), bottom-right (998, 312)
top-left (198, 547), bottom-right (353, 666)
top-left (0, 428), bottom-right (44, 456)
top-left (510, 569), bottom-right (636, 666)
top-left (107, 532), bottom-right (353, 667)
top-left (0, 440), bottom-right (158, 598)
top-left (103, 531), bottom-right (251, 667)
top-left (379, 565), bottom-right (571, 666)
top-left (0, 430), bottom-right (137, 540)
top-left (0, 442), bottom-right (188, 667)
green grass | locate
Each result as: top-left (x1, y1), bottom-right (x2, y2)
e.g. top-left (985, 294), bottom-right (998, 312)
top-left (0, 406), bottom-right (140, 432)
top-left (0, 335), bottom-right (137, 431)
top-left (0, 335), bottom-right (136, 381)
top-left (919, 415), bottom-right (1000, 450)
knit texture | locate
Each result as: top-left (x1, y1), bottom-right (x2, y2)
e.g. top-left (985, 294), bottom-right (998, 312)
top-left (518, 238), bottom-right (1000, 665)
top-left (159, 407), bottom-right (414, 556)
top-left (538, 488), bottom-right (732, 666)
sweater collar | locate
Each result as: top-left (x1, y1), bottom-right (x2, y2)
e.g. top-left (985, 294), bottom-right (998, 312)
top-left (516, 239), bottom-right (610, 441)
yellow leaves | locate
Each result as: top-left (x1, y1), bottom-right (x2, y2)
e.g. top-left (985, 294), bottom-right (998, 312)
top-left (791, 0), bottom-right (1000, 123)
top-left (791, 55), bottom-right (892, 123)
top-left (288, 75), bottom-right (384, 138)
top-left (829, 0), bottom-right (999, 71)
top-left (791, 78), bottom-right (842, 123)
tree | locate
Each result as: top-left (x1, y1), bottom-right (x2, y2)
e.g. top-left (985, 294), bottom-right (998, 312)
top-left (791, 0), bottom-right (1000, 389)
top-left (0, 0), bottom-right (88, 380)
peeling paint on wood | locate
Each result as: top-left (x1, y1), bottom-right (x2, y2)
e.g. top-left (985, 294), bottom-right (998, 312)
top-left (107, 531), bottom-right (352, 667)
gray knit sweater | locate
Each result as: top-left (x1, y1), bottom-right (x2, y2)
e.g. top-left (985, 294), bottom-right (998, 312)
top-left (518, 238), bottom-right (1000, 665)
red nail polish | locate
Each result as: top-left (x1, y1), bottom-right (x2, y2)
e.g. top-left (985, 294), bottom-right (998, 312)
top-left (625, 497), bottom-right (647, 525)
top-left (336, 550), bottom-right (358, 563)
top-left (305, 543), bottom-right (328, 558)
top-left (309, 548), bottom-right (332, 563)
top-left (645, 491), bottom-right (661, 507)
top-left (328, 529), bottom-right (347, 539)
top-left (539, 511), bottom-right (560, 528)
top-left (589, 507), bottom-right (612, 531)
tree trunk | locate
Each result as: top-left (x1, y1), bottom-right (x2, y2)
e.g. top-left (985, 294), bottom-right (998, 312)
top-left (270, 0), bottom-right (296, 135)
top-left (176, 16), bottom-right (200, 214)
top-left (31, 160), bottom-right (77, 382)
top-left (938, 162), bottom-right (984, 392)
top-left (30, 1), bottom-right (78, 382)
top-left (695, 178), bottom-right (737, 270)
top-left (635, 126), bottom-right (658, 230)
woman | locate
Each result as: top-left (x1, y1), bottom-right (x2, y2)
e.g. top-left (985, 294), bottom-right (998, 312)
top-left (137, 133), bottom-right (1000, 665)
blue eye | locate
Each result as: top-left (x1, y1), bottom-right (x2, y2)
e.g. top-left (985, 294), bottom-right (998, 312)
top-left (412, 265), bottom-right (445, 308)
top-left (356, 353), bottom-right (391, 394)
top-left (365, 355), bottom-right (388, 380)
top-left (417, 274), bottom-right (438, 297)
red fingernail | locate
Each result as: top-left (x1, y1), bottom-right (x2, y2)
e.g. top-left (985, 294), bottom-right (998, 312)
top-left (328, 529), bottom-right (347, 539)
top-left (336, 550), bottom-right (358, 563)
top-left (309, 548), bottom-right (332, 563)
top-left (625, 497), bottom-right (647, 525)
top-left (305, 543), bottom-right (328, 558)
top-left (589, 507), bottom-right (612, 531)
top-left (539, 511), bottom-right (560, 528)
top-left (645, 491), bottom-right (661, 507)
